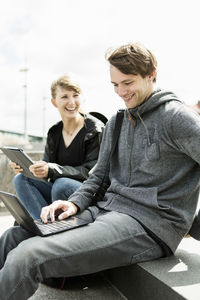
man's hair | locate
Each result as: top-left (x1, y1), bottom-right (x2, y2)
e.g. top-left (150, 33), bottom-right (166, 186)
top-left (51, 75), bottom-right (82, 98)
top-left (105, 43), bottom-right (157, 82)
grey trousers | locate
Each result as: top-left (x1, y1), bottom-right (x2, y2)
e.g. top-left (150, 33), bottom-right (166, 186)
top-left (0, 207), bottom-right (164, 300)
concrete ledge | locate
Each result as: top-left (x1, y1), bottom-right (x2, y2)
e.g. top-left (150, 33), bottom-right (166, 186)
top-left (29, 274), bottom-right (125, 300)
top-left (105, 238), bottom-right (200, 300)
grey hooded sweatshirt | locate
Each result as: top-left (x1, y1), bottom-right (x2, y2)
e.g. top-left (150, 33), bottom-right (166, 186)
top-left (69, 89), bottom-right (200, 253)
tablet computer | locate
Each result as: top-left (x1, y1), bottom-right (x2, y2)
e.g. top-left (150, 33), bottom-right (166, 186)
top-left (0, 146), bottom-right (47, 182)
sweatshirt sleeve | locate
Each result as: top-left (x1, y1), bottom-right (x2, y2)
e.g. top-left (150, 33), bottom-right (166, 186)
top-left (68, 116), bottom-right (116, 211)
top-left (169, 106), bottom-right (200, 164)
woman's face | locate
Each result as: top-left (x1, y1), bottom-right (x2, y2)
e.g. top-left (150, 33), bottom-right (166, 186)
top-left (51, 86), bottom-right (81, 119)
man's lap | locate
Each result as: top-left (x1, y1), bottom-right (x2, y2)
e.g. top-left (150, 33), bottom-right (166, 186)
top-left (1, 209), bottom-right (164, 277)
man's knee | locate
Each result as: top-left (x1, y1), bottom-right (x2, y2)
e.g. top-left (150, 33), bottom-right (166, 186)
top-left (7, 234), bottom-right (42, 268)
top-left (0, 227), bottom-right (33, 268)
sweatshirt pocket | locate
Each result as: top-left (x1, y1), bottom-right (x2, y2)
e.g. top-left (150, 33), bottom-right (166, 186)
top-left (142, 126), bottom-right (160, 161)
top-left (112, 182), bottom-right (170, 211)
top-left (144, 141), bottom-right (160, 161)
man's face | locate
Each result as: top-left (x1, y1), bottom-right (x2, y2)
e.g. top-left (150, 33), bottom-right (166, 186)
top-left (110, 65), bottom-right (154, 109)
top-left (51, 86), bottom-right (81, 118)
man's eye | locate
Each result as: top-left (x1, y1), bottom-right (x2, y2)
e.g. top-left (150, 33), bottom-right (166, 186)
top-left (125, 82), bottom-right (132, 85)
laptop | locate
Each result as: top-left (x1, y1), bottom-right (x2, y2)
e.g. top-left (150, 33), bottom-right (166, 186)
top-left (0, 191), bottom-right (91, 236)
top-left (0, 146), bottom-right (47, 182)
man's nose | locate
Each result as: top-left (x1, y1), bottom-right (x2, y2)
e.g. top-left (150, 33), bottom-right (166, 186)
top-left (117, 86), bottom-right (127, 97)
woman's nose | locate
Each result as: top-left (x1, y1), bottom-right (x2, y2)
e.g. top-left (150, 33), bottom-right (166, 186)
top-left (68, 96), bottom-right (75, 104)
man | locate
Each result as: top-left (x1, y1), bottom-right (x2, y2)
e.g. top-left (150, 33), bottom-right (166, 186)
top-left (1, 43), bottom-right (200, 300)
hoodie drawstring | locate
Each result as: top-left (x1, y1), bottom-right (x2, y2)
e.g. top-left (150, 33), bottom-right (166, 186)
top-left (136, 111), bottom-right (151, 146)
top-left (126, 110), bottom-right (151, 147)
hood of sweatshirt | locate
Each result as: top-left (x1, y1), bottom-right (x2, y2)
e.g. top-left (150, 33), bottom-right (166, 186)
top-left (128, 88), bottom-right (182, 118)
top-left (123, 89), bottom-right (183, 145)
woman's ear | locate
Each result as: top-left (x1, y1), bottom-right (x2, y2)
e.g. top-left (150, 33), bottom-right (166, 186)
top-left (51, 98), bottom-right (57, 107)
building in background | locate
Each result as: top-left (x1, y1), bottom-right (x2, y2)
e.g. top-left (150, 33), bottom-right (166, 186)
top-left (0, 130), bottom-right (44, 151)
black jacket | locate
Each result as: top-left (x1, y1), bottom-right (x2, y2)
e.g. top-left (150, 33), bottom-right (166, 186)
top-left (43, 114), bottom-right (105, 182)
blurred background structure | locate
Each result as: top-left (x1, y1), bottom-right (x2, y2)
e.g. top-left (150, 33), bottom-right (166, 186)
top-left (1, 0), bottom-right (200, 203)
top-left (0, 0), bottom-right (200, 137)
top-left (0, 131), bottom-right (44, 200)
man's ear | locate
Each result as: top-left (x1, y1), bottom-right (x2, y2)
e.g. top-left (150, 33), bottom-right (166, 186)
top-left (150, 69), bottom-right (157, 82)
top-left (51, 98), bottom-right (57, 107)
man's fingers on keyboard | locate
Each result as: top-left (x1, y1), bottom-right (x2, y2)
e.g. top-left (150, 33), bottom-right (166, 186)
top-left (58, 211), bottom-right (70, 220)
top-left (58, 206), bottom-right (76, 220)
top-left (40, 206), bottom-right (51, 223)
top-left (49, 206), bottom-right (55, 222)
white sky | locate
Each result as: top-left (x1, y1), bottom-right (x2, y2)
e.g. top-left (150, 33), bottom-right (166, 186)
top-left (0, 0), bottom-right (200, 136)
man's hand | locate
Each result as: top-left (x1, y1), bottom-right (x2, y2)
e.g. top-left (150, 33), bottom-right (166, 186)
top-left (29, 161), bottom-right (49, 178)
top-left (40, 200), bottom-right (78, 223)
top-left (9, 161), bottom-right (23, 174)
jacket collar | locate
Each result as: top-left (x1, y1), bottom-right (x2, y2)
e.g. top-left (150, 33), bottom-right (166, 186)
top-left (47, 113), bottom-right (104, 141)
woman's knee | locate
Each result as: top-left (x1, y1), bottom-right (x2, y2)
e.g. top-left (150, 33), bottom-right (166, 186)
top-left (52, 178), bottom-right (69, 200)
top-left (51, 178), bottom-right (81, 200)
top-left (13, 173), bottom-right (26, 189)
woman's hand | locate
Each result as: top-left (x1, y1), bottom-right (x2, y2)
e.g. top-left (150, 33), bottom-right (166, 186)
top-left (29, 161), bottom-right (49, 178)
top-left (9, 161), bottom-right (23, 174)
top-left (40, 200), bottom-right (78, 223)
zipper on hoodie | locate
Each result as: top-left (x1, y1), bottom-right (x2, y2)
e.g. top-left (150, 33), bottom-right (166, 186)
top-left (126, 109), bottom-right (153, 185)
top-left (126, 111), bottom-right (135, 186)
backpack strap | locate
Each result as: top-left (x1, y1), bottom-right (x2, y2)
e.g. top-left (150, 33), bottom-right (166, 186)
top-left (91, 110), bottom-right (124, 203)
top-left (109, 110), bottom-right (124, 158)
top-left (89, 111), bottom-right (108, 125)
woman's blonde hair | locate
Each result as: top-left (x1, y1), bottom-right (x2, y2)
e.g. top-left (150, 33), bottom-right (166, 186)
top-left (51, 75), bottom-right (82, 98)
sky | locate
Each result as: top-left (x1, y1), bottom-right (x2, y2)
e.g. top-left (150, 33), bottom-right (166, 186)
top-left (0, 0), bottom-right (200, 136)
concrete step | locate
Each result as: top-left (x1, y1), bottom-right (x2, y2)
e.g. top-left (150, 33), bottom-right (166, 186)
top-left (105, 237), bottom-right (200, 300)
top-left (29, 273), bottom-right (126, 300)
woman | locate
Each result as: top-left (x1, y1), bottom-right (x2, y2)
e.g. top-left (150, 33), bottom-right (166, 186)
top-left (10, 75), bottom-right (105, 219)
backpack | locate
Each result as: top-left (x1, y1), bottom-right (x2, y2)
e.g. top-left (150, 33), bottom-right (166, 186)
top-left (89, 111), bottom-right (108, 125)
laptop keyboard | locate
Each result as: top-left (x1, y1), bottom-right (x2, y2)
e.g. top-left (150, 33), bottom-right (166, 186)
top-left (34, 218), bottom-right (77, 234)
